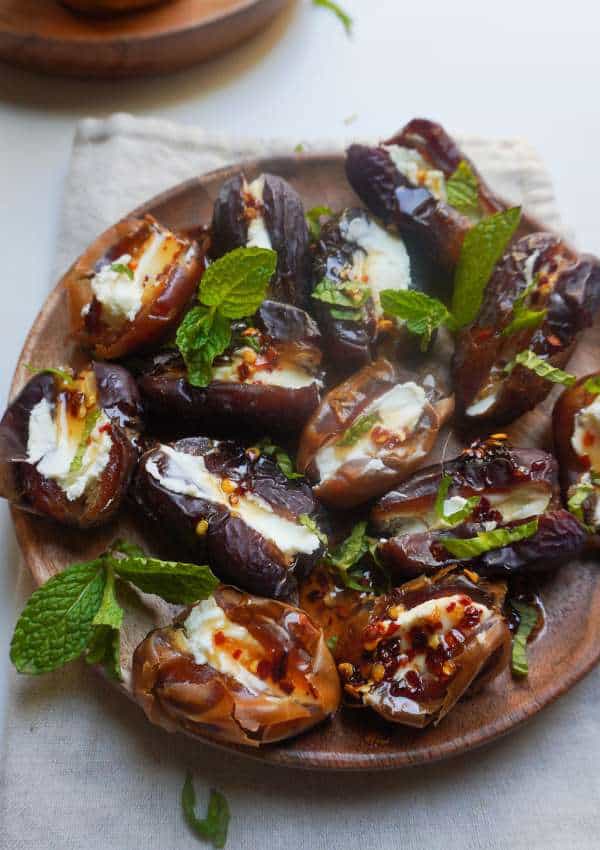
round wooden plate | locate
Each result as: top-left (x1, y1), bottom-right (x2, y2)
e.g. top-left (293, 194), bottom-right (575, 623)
top-left (9, 154), bottom-right (600, 770)
top-left (0, 0), bottom-right (289, 78)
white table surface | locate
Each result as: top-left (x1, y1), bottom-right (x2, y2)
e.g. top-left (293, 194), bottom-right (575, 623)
top-left (1, 0), bottom-right (599, 800)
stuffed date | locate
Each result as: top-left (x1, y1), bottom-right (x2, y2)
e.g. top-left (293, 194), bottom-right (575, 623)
top-left (132, 585), bottom-right (341, 746)
top-left (296, 358), bottom-right (453, 509)
top-left (136, 300), bottom-right (323, 437)
top-left (0, 363), bottom-right (141, 527)
top-left (132, 436), bottom-right (325, 599)
top-left (553, 373), bottom-right (600, 535)
top-left (372, 438), bottom-right (586, 579)
top-left (67, 215), bottom-right (206, 359)
top-left (453, 233), bottom-right (600, 427)
top-left (211, 173), bottom-right (312, 308)
top-left (336, 569), bottom-right (510, 728)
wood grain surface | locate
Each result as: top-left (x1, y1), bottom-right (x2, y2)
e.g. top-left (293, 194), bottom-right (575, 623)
top-left (9, 154), bottom-right (600, 769)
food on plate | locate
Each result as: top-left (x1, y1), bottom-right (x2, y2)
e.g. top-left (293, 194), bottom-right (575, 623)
top-left (132, 436), bottom-right (326, 599)
top-left (336, 569), bottom-right (510, 727)
top-left (453, 233), bottom-right (600, 427)
top-left (372, 438), bottom-right (586, 579)
top-left (311, 207), bottom-right (415, 373)
top-left (212, 173), bottom-right (312, 308)
top-left (132, 585), bottom-right (341, 745)
top-left (136, 300), bottom-right (323, 437)
top-left (553, 373), bottom-right (600, 536)
top-left (297, 358), bottom-right (453, 508)
top-left (0, 363), bottom-right (141, 527)
top-left (67, 215), bottom-right (206, 360)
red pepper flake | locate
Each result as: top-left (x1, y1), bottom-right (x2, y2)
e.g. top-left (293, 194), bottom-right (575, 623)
top-left (232, 648), bottom-right (242, 660)
top-left (99, 422), bottom-right (112, 434)
top-left (279, 680), bottom-right (294, 695)
top-left (584, 431), bottom-right (596, 448)
top-left (446, 601), bottom-right (457, 613)
top-left (214, 631), bottom-right (226, 646)
top-left (547, 334), bottom-right (562, 348)
top-left (256, 659), bottom-right (271, 680)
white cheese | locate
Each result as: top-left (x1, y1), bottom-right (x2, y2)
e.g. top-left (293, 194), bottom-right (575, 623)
top-left (466, 392), bottom-right (497, 417)
top-left (571, 395), bottom-right (600, 471)
top-left (523, 249), bottom-right (541, 287)
top-left (146, 445), bottom-right (320, 556)
top-left (245, 176), bottom-right (272, 250)
top-left (339, 213), bottom-right (411, 316)
top-left (27, 397), bottom-right (112, 501)
top-left (211, 349), bottom-right (317, 388)
top-left (315, 381), bottom-right (427, 484)
top-left (487, 485), bottom-right (551, 523)
top-left (183, 597), bottom-right (268, 693)
top-left (383, 145), bottom-right (447, 202)
top-left (442, 495), bottom-right (469, 515)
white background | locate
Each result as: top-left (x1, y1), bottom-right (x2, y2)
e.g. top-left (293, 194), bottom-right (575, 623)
top-left (0, 0), bottom-right (599, 748)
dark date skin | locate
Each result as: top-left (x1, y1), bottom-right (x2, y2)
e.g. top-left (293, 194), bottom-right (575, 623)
top-left (211, 173), bottom-right (312, 309)
top-left (453, 234), bottom-right (600, 429)
top-left (136, 301), bottom-right (323, 439)
top-left (132, 437), bottom-right (326, 600)
top-left (0, 363), bottom-right (141, 527)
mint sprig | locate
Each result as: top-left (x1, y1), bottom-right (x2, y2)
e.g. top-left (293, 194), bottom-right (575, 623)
top-left (25, 364), bottom-right (75, 387)
top-left (442, 518), bottom-right (539, 559)
top-left (306, 205), bottom-right (333, 239)
top-left (505, 350), bottom-right (576, 387)
top-left (510, 600), bottom-right (539, 677)
top-left (182, 773), bottom-right (230, 849)
top-left (299, 514), bottom-right (328, 545)
top-left (312, 0), bottom-right (352, 35)
top-left (10, 543), bottom-right (219, 677)
top-left (446, 160), bottom-right (480, 218)
top-left (501, 276), bottom-right (547, 337)
top-left (584, 375), bottom-right (600, 395)
top-left (337, 410), bottom-right (380, 447)
top-left (254, 438), bottom-right (303, 479)
top-left (110, 262), bottom-right (134, 280)
top-left (312, 277), bottom-right (370, 322)
top-left (380, 289), bottom-right (455, 351)
top-left (176, 247), bottom-right (277, 388)
top-left (434, 474), bottom-right (480, 527)
top-left (69, 407), bottom-right (102, 476)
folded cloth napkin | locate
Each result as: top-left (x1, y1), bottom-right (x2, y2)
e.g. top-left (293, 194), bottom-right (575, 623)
top-left (2, 113), bottom-right (598, 850)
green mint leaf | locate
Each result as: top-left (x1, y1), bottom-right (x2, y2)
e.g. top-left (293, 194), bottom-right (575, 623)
top-left (298, 514), bottom-right (328, 545)
top-left (443, 518), bottom-right (539, 559)
top-left (305, 205), bottom-right (333, 239)
top-left (10, 560), bottom-right (106, 674)
top-left (337, 410), bottom-right (380, 447)
top-left (434, 474), bottom-right (480, 527)
top-left (86, 564), bottom-right (123, 680)
top-left (294, 143), bottom-right (305, 153)
top-left (68, 407), bottom-right (101, 476)
top-left (182, 773), bottom-right (230, 849)
top-left (110, 262), bottom-right (134, 280)
top-left (510, 600), bottom-right (539, 677)
top-left (505, 350), bottom-right (576, 387)
top-left (25, 365), bottom-right (75, 386)
top-left (312, 0), bottom-right (353, 34)
top-left (200, 247), bottom-right (276, 319)
top-left (312, 277), bottom-right (370, 310)
top-left (110, 556), bottom-right (219, 606)
top-left (567, 479), bottom-right (595, 522)
top-left (451, 207), bottom-right (521, 328)
top-left (380, 288), bottom-right (454, 351)
top-left (446, 160), bottom-right (480, 218)
top-left (176, 305), bottom-right (232, 388)
top-left (501, 276), bottom-right (547, 337)
top-left (326, 635), bottom-right (338, 652)
top-left (329, 307), bottom-right (363, 321)
top-left (255, 438), bottom-right (303, 479)
top-left (326, 522), bottom-right (370, 589)
top-left (109, 539), bottom-right (146, 558)
top-left (584, 375), bottom-right (600, 395)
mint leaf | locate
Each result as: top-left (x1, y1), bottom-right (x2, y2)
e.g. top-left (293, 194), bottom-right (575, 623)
top-left (326, 635), bottom-right (338, 652)
top-left (306, 205), bottom-right (333, 239)
top-left (501, 276), bottom-right (547, 337)
top-left (510, 600), bottom-right (539, 677)
top-left (200, 247), bottom-right (276, 319)
top-left (505, 350), bottom-right (576, 387)
top-left (68, 407), bottom-right (101, 476)
top-left (298, 514), bottom-right (328, 545)
top-left (10, 560), bottom-right (106, 674)
top-left (176, 305), bottom-right (232, 388)
top-left (109, 539), bottom-right (145, 558)
top-left (326, 522), bottom-right (370, 589)
top-left (443, 518), bottom-right (539, 559)
top-left (312, 0), bottom-right (352, 34)
top-left (312, 278), bottom-right (370, 309)
top-left (434, 474), bottom-right (480, 527)
top-left (110, 262), bottom-right (134, 280)
top-left (25, 364), bottom-right (75, 387)
top-left (446, 160), bottom-right (480, 218)
top-left (584, 375), bottom-right (600, 394)
top-left (86, 564), bottom-right (123, 680)
top-left (110, 556), bottom-right (219, 605)
top-left (255, 438), bottom-right (303, 479)
top-left (567, 479), bottom-right (595, 522)
top-left (451, 207), bottom-right (521, 328)
top-left (337, 411), bottom-right (380, 447)
top-left (182, 773), bottom-right (230, 849)
top-left (380, 288), bottom-right (454, 351)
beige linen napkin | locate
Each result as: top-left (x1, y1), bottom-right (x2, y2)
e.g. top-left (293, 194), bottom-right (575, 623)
top-left (2, 113), bottom-right (598, 850)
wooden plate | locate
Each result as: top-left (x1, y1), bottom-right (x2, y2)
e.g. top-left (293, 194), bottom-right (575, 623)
top-left (9, 154), bottom-right (600, 770)
top-left (0, 0), bottom-right (289, 78)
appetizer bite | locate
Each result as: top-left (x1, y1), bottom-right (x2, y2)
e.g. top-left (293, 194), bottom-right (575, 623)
top-left (453, 234), bottom-right (600, 427)
top-left (67, 215), bottom-right (206, 360)
top-left (311, 208), bottom-right (414, 373)
top-left (132, 585), bottom-right (341, 746)
top-left (137, 300), bottom-right (323, 437)
top-left (212, 173), bottom-right (312, 308)
top-left (336, 569), bottom-right (510, 727)
top-left (553, 373), bottom-right (600, 536)
top-left (372, 438), bottom-right (586, 579)
top-left (0, 363), bottom-right (142, 527)
top-left (133, 437), bottom-right (326, 599)
top-left (297, 358), bottom-right (453, 509)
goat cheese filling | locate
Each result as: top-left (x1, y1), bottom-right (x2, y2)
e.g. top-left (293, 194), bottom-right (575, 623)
top-left (383, 145), bottom-right (447, 202)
